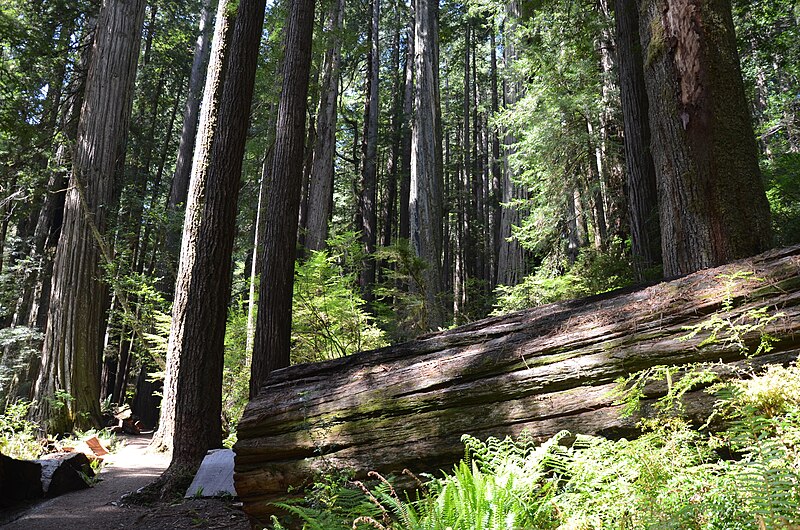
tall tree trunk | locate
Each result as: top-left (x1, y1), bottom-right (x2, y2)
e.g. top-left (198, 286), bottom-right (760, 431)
top-left (250, 0), bottom-right (316, 397)
top-left (151, 0), bottom-right (265, 480)
top-left (246, 148), bottom-right (271, 356)
top-left (305, 0), bottom-right (345, 253)
top-left (489, 28), bottom-right (502, 288)
top-left (639, 0), bottom-right (772, 278)
top-left (399, 3), bottom-right (415, 242)
top-left (31, 0), bottom-right (145, 434)
top-left (163, 0), bottom-right (214, 290)
top-left (496, 3), bottom-right (526, 287)
top-left (383, 5), bottom-right (403, 251)
top-left (411, 0), bottom-right (445, 329)
top-left (358, 0), bottom-right (380, 304)
top-left (616, 0), bottom-right (660, 278)
top-left (586, 117), bottom-right (608, 250)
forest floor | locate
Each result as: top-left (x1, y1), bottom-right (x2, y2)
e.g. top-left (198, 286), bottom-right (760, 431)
top-left (1, 434), bottom-right (250, 529)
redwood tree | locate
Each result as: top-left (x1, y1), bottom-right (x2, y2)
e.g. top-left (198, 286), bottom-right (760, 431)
top-left (410, 0), bottom-right (445, 328)
top-left (152, 0), bottom-right (266, 483)
top-left (250, 0), bottom-right (316, 397)
top-left (32, 0), bottom-right (146, 434)
top-left (639, 0), bottom-right (772, 278)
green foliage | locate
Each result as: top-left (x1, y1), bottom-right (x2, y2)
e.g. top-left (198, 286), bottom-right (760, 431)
top-left (222, 298), bottom-right (250, 447)
top-left (0, 325), bottom-right (42, 406)
top-left (0, 399), bottom-right (41, 459)
top-left (292, 232), bottom-right (387, 363)
top-left (681, 272), bottom-right (783, 358)
top-left (763, 153), bottom-right (800, 246)
top-left (612, 272), bottom-right (784, 417)
top-left (373, 240), bottom-right (432, 342)
top-left (493, 242), bottom-right (633, 314)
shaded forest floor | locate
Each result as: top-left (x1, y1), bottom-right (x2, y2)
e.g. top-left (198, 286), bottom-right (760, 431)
top-left (1, 434), bottom-right (249, 529)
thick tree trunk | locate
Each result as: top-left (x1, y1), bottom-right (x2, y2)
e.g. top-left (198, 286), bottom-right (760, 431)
top-left (616, 0), bottom-right (660, 278)
top-left (250, 0), bottom-right (316, 396)
top-left (496, 3), bottom-right (526, 287)
top-left (32, 0), bottom-right (146, 434)
top-left (639, 0), bottom-right (772, 278)
top-left (235, 244), bottom-right (800, 524)
top-left (304, 0), bottom-right (344, 253)
top-left (410, 0), bottom-right (445, 328)
top-left (151, 0), bottom-right (236, 456)
top-left (157, 0), bottom-right (266, 479)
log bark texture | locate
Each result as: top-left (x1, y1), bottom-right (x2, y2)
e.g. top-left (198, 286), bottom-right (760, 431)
top-left (235, 245), bottom-right (800, 523)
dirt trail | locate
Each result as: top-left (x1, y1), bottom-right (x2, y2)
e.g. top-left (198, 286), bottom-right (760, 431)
top-left (1, 435), bottom-right (249, 529)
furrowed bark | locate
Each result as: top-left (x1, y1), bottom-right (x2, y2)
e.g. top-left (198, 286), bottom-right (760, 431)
top-left (235, 245), bottom-right (800, 523)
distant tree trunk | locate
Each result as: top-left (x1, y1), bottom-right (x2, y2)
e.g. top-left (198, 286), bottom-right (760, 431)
top-left (497, 3), bottom-right (526, 287)
top-left (616, 0), bottom-right (660, 278)
top-left (399, 4), bottom-right (414, 242)
top-left (489, 28), bottom-right (502, 287)
top-left (31, 0), bottom-right (145, 434)
top-left (586, 118), bottom-right (608, 250)
top-left (358, 0), bottom-right (380, 304)
top-left (151, 0), bottom-right (265, 482)
top-left (305, 0), bottom-right (345, 253)
top-left (246, 150), bottom-right (271, 356)
top-left (163, 0), bottom-right (214, 290)
top-left (250, 0), bottom-right (316, 397)
top-left (383, 5), bottom-right (403, 251)
top-left (411, 0), bottom-right (445, 329)
top-left (639, 0), bottom-right (772, 278)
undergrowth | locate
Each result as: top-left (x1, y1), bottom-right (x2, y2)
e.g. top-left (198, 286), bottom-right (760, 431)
top-left (266, 362), bottom-right (800, 530)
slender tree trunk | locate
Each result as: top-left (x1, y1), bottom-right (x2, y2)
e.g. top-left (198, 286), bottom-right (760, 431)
top-left (399, 3), bottom-right (414, 242)
top-left (163, 0), bottom-right (214, 289)
top-left (305, 0), bottom-right (344, 253)
top-left (639, 0), bottom-right (772, 278)
top-left (616, 0), bottom-right (661, 278)
top-left (586, 118), bottom-right (608, 250)
top-left (383, 5), bottom-right (403, 251)
top-left (358, 0), bottom-right (380, 304)
top-left (246, 148), bottom-right (271, 356)
top-left (489, 28), bottom-right (502, 287)
top-left (31, 0), bottom-right (145, 434)
top-left (250, 0), bottom-right (316, 397)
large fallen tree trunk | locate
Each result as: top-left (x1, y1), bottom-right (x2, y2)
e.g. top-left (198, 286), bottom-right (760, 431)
top-left (234, 245), bottom-right (800, 522)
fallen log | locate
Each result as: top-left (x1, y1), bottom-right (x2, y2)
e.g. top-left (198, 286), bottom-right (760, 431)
top-left (234, 245), bottom-right (800, 523)
top-left (36, 451), bottom-right (95, 497)
top-left (0, 452), bottom-right (43, 505)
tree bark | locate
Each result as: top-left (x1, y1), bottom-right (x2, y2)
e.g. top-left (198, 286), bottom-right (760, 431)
top-left (399, 4), bottom-right (414, 242)
top-left (496, 3), bottom-right (526, 287)
top-left (639, 0), bottom-right (772, 278)
top-left (304, 0), bottom-right (344, 253)
top-left (358, 0), bottom-right (380, 304)
top-left (151, 0), bottom-right (266, 482)
top-left (410, 0), bottom-right (445, 328)
top-left (164, 0), bottom-right (214, 268)
top-left (235, 244), bottom-right (800, 524)
top-left (616, 0), bottom-right (661, 278)
top-left (32, 0), bottom-right (145, 434)
top-left (250, 0), bottom-right (316, 397)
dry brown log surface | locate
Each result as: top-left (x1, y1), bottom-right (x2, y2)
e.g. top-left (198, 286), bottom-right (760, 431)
top-left (234, 245), bottom-right (800, 522)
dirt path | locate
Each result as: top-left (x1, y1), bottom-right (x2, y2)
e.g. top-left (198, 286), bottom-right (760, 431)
top-left (1, 435), bottom-right (250, 529)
